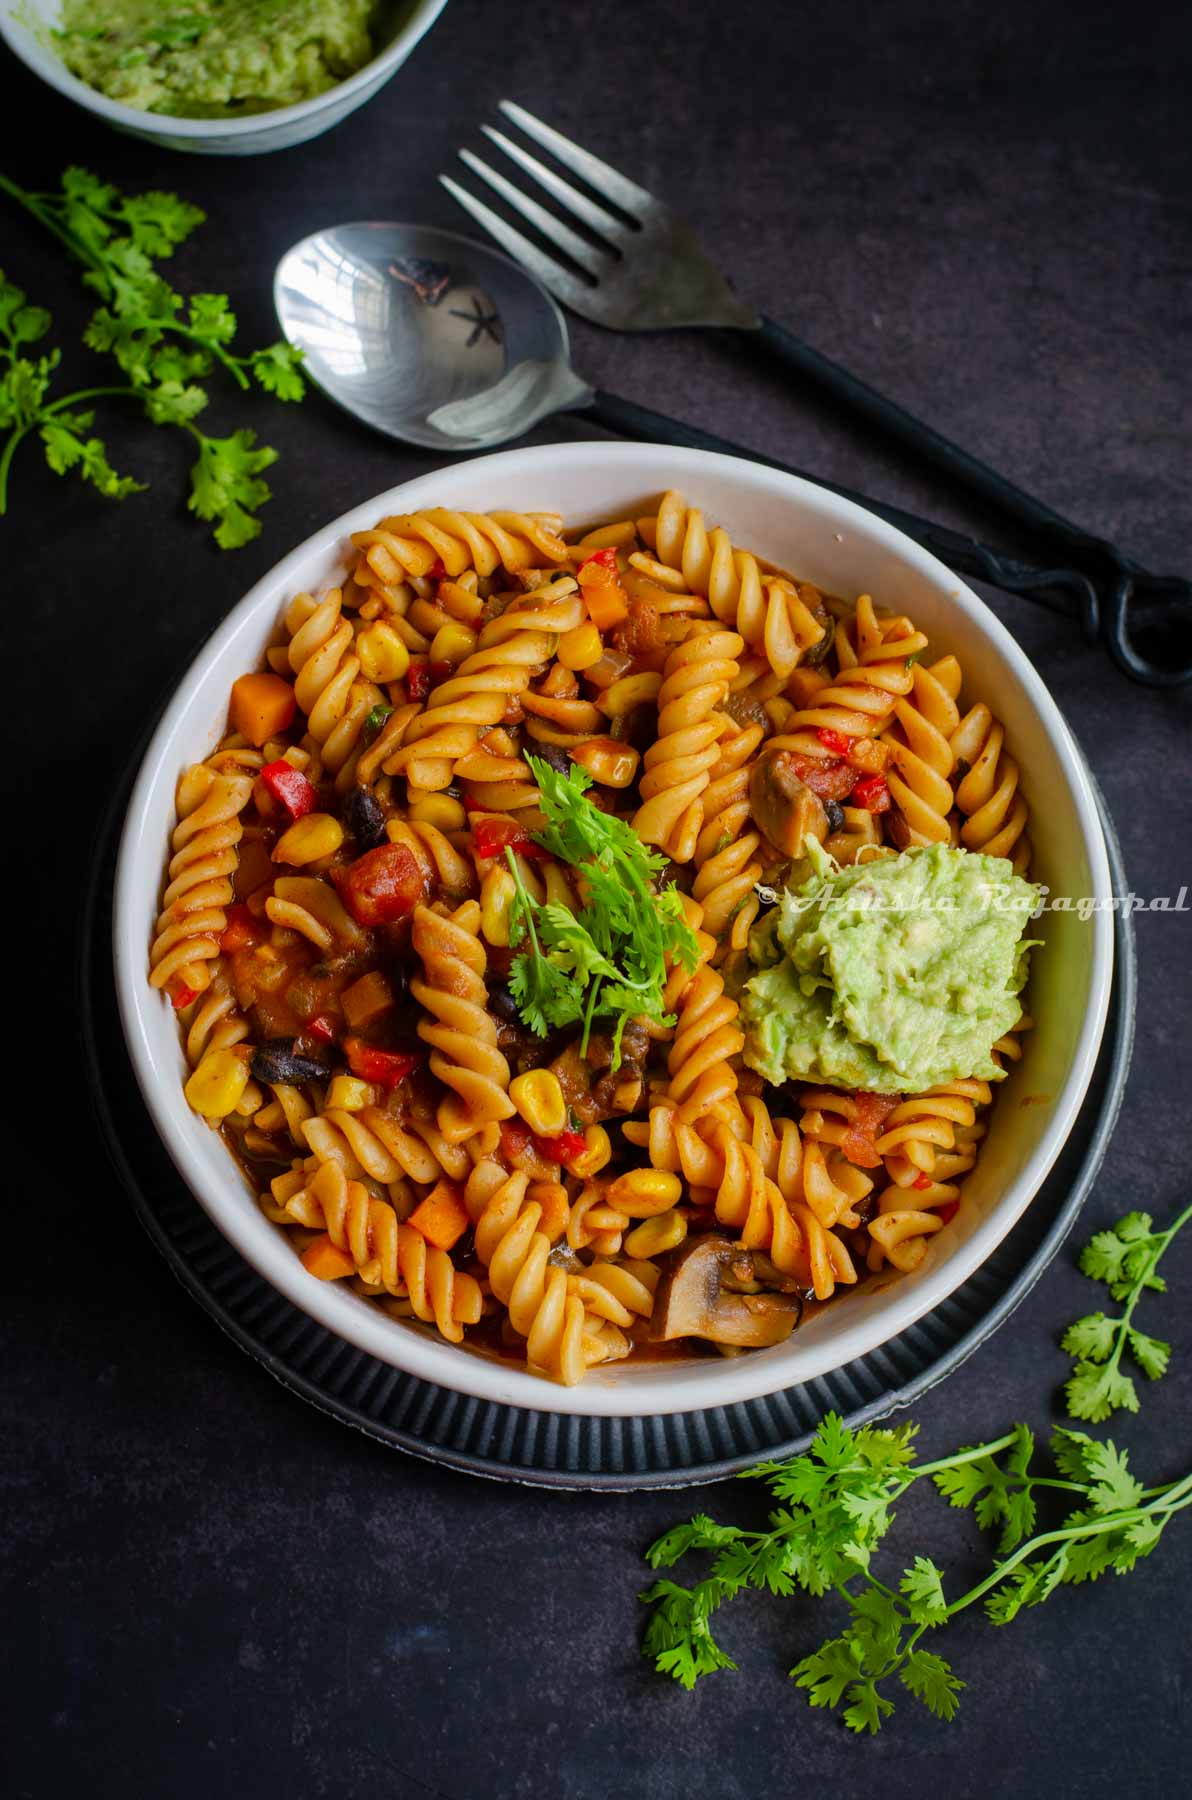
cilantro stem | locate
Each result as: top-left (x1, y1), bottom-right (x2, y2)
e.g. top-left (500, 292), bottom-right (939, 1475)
top-left (0, 422), bottom-right (29, 515)
top-left (1097, 1199), bottom-right (1192, 1386)
top-left (906, 1433), bottom-right (1022, 1479)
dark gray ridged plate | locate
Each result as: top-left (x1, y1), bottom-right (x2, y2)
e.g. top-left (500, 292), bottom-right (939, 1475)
top-left (82, 774), bottom-right (1134, 1491)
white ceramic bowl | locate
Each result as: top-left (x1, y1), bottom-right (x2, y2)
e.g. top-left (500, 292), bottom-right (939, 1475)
top-left (114, 442), bottom-right (1114, 1416)
top-left (0, 0), bottom-right (448, 154)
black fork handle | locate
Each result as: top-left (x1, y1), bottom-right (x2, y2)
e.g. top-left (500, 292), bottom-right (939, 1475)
top-left (584, 387), bottom-right (1101, 643)
top-left (754, 317), bottom-right (1140, 578)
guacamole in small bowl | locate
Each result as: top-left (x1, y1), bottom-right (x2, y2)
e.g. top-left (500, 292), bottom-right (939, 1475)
top-left (56, 0), bottom-right (383, 117)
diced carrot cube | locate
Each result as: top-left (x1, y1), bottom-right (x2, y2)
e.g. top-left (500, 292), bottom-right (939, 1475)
top-left (230, 672), bottom-right (297, 748)
top-left (407, 1180), bottom-right (469, 1251)
top-left (300, 1233), bottom-right (356, 1281)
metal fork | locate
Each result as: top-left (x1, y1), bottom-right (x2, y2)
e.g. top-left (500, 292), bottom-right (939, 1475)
top-left (442, 101), bottom-right (1191, 686)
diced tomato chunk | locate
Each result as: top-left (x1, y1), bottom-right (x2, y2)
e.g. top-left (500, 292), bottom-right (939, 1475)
top-left (306, 1013), bottom-right (338, 1044)
top-left (260, 760), bottom-right (318, 821)
top-left (219, 903), bottom-right (262, 954)
top-left (406, 658), bottom-right (431, 700)
top-left (790, 754), bottom-right (858, 803)
top-left (169, 980), bottom-right (200, 1010)
top-left (343, 1037), bottom-right (422, 1090)
top-left (816, 727), bottom-right (852, 757)
top-left (851, 773), bottom-right (892, 814)
top-left (333, 842), bottom-right (424, 925)
top-left (500, 1119), bottom-right (531, 1160)
top-left (580, 546), bottom-right (618, 574)
top-left (427, 558), bottom-right (447, 581)
top-left (912, 1171), bottom-right (934, 1190)
top-left (839, 1091), bottom-right (901, 1167)
top-left (936, 1200), bottom-right (960, 1225)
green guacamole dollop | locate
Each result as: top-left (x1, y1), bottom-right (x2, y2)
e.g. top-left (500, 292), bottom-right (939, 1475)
top-left (740, 840), bottom-right (1039, 1093)
top-left (57, 0), bottom-right (380, 117)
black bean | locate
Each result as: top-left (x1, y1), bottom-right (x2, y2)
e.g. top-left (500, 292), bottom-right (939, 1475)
top-left (534, 744), bottom-right (572, 777)
top-left (487, 984), bottom-right (521, 1022)
top-left (251, 1039), bottom-right (329, 1086)
top-left (824, 799), bottom-right (846, 834)
top-left (654, 859), bottom-right (681, 891)
top-left (345, 785), bottom-right (387, 851)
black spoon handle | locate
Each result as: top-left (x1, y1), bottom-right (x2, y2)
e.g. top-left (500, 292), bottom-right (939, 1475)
top-left (584, 387), bottom-right (1101, 641)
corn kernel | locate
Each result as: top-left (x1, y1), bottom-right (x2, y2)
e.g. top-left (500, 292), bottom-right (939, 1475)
top-left (430, 622), bottom-right (478, 665)
top-left (569, 736), bottom-right (640, 788)
top-left (272, 812), bottom-right (345, 867)
top-left (408, 793), bottom-right (467, 832)
top-left (356, 621), bottom-right (410, 683)
top-left (597, 671), bottom-right (663, 718)
top-left (624, 1209), bottom-right (688, 1259)
top-left (509, 1069), bottom-right (567, 1137)
top-left (326, 1075), bottom-right (377, 1112)
top-left (479, 865), bottom-right (516, 947)
top-left (185, 1049), bottom-right (250, 1120)
top-left (606, 1168), bottom-right (683, 1218)
top-left (567, 1124), bottom-right (611, 1178)
top-left (557, 621), bottom-right (603, 671)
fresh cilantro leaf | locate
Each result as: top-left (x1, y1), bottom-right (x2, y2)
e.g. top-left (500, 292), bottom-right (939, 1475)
top-left (1060, 1202), bottom-right (1190, 1421)
top-left (186, 425), bottom-right (277, 549)
top-left (251, 341), bottom-right (306, 402)
top-left (39, 419), bottom-right (143, 499)
top-left (1060, 1313), bottom-right (1119, 1361)
top-left (899, 1649), bottom-right (964, 1720)
top-left (792, 1636), bottom-right (861, 1710)
top-left (1065, 1360), bottom-right (1138, 1423)
top-left (1127, 1329), bottom-right (1170, 1380)
top-left (899, 1556), bottom-right (948, 1624)
top-left (842, 1679), bottom-right (894, 1735)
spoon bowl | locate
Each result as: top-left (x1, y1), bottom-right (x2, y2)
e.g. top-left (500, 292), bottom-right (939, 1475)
top-left (274, 221), bottom-right (593, 450)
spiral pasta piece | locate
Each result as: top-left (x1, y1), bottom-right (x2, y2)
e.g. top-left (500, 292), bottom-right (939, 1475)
top-left (774, 595), bottom-right (924, 762)
top-left (353, 509), bottom-right (570, 585)
top-left (663, 893), bottom-right (745, 1118)
top-left (633, 627), bottom-right (742, 860)
top-left (150, 758), bottom-right (254, 996)
top-left (411, 901), bottom-right (515, 1143)
top-left (273, 1160), bottom-right (480, 1341)
top-left (646, 491), bottom-right (827, 673)
top-left (467, 1163), bottom-right (617, 1383)
top-left (950, 702), bottom-right (1031, 872)
top-left (280, 588), bottom-right (385, 790)
top-left (882, 656), bottom-right (961, 845)
top-left (877, 1080), bottom-right (990, 1186)
top-left (691, 721), bottom-right (765, 956)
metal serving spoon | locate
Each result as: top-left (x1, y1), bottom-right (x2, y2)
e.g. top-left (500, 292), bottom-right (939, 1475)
top-left (273, 221), bottom-right (1110, 655)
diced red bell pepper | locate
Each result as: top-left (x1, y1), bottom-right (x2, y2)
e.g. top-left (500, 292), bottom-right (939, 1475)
top-left (912, 1171), bottom-right (934, 1191)
top-left (471, 817), bottom-right (548, 862)
top-left (260, 760), bottom-right (318, 821)
top-left (790, 754), bottom-right (858, 803)
top-left (851, 773), bottom-right (892, 814)
top-left (936, 1200), bottom-right (960, 1225)
top-left (169, 979), bottom-right (200, 1010)
top-left (343, 1037), bottom-right (422, 1090)
top-left (332, 842), bottom-right (424, 925)
top-left (533, 1128), bottom-right (587, 1167)
top-left (219, 903), bottom-right (263, 954)
top-left (580, 546), bottom-right (619, 575)
top-left (816, 727), bottom-right (853, 758)
top-left (306, 1013), bottom-right (338, 1044)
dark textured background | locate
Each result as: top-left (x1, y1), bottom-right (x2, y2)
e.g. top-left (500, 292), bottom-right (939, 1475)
top-left (3, 1), bottom-right (1190, 1794)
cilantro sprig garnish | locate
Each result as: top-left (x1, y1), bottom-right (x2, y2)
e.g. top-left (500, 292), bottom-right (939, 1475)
top-left (0, 168), bottom-right (305, 546)
top-left (506, 755), bottom-right (699, 1065)
top-left (1060, 1202), bottom-right (1192, 1421)
top-left (641, 1412), bottom-right (1192, 1733)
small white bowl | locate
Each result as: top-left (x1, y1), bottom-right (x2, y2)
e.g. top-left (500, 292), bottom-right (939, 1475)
top-left (114, 442), bottom-right (1114, 1417)
top-left (0, 0), bottom-right (449, 154)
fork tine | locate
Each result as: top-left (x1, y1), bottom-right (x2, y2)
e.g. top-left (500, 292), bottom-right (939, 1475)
top-left (437, 175), bottom-right (594, 309)
top-left (457, 150), bottom-right (611, 278)
top-left (480, 126), bottom-right (633, 247)
top-left (497, 100), bottom-right (655, 218)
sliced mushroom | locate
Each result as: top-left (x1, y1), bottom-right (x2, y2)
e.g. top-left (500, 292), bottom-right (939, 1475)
top-left (648, 1237), bottom-right (804, 1349)
top-left (749, 750), bottom-right (828, 859)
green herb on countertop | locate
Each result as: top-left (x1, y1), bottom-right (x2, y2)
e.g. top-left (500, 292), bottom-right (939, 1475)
top-left (505, 755), bottom-right (700, 1066)
top-left (639, 1202), bottom-right (1191, 1733)
top-left (641, 1413), bottom-right (1191, 1733)
top-left (0, 167), bottom-right (305, 546)
top-left (1060, 1202), bottom-right (1192, 1421)
top-left (0, 271), bottom-right (278, 548)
